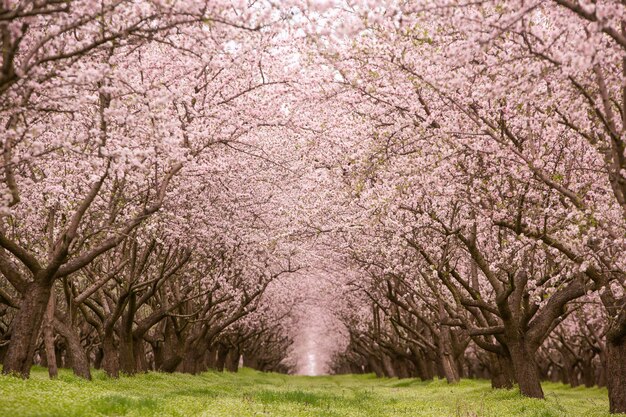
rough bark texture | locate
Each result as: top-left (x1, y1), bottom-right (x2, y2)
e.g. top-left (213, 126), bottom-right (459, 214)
top-left (101, 330), bottom-right (120, 378)
top-left (606, 338), bottom-right (626, 414)
top-left (2, 280), bottom-right (51, 377)
top-left (119, 334), bottom-right (135, 375)
top-left (509, 341), bottom-right (544, 399)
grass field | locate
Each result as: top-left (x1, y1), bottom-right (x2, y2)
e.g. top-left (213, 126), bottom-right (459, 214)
top-left (0, 366), bottom-right (618, 417)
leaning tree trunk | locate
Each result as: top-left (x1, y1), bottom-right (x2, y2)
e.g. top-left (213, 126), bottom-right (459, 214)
top-left (508, 340), bottom-right (544, 399)
top-left (2, 280), bottom-right (52, 377)
top-left (605, 337), bottom-right (626, 414)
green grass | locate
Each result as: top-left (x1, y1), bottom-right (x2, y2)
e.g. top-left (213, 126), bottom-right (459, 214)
top-left (0, 366), bottom-right (618, 416)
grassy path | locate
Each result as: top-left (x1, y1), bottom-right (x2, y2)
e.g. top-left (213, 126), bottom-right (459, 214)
top-left (0, 367), bottom-right (615, 416)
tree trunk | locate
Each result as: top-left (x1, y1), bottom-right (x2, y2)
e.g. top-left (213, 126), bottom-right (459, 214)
top-left (53, 318), bottom-right (91, 379)
top-left (509, 341), bottom-right (544, 398)
top-left (159, 354), bottom-right (182, 373)
top-left (437, 301), bottom-right (460, 383)
top-left (606, 338), bottom-right (626, 414)
top-left (181, 346), bottom-right (203, 374)
top-left (119, 332), bottom-right (135, 375)
top-left (561, 347), bottom-right (580, 387)
top-left (119, 294), bottom-right (136, 375)
top-left (215, 343), bottom-right (229, 372)
top-left (580, 354), bottom-right (595, 388)
top-left (351, 362), bottom-right (364, 374)
top-left (596, 351), bottom-right (607, 387)
top-left (382, 354), bottom-right (397, 378)
top-left (133, 337), bottom-right (148, 372)
top-left (0, 340), bottom-right (7, 364)
top-left (243, 353), bottom-right (259, 369)
top-left (437, 332), bottom-right (460, 384)
top-left (205, 346), bottom-right (218, 369)
top-left (180, 336), bottom-right (209, 374)
top-left (2, 280), bottom-right (52, 377)
top-left (438, 342), bottom-right (460, 383)
top-left (547, 362), bottom-right (562, 383)
top-left (454, 348), bottom-right (467, 379)
top-left (94, 347), bottom-right (103, 369)
top-left (225, 347), bottom-right (240, 373)
top-left (367, 355), bottom-right (384, 377)
top-left (394, 358), bottom-right (410, 379)
top-left (490, 352), bottom-right (514, 389)
top-left (414, 350), bottom-right (434, 381)
top-left (101, 329), bottom-right (119, 378)
top-left (55, 342), bottom-right (64, 369)
top-left (43, 291), bottom-right (58, 379)
top-left (157, 322), bottom-right (183, 372)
